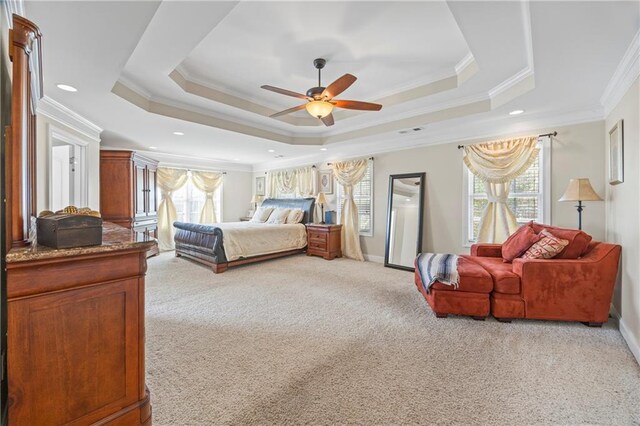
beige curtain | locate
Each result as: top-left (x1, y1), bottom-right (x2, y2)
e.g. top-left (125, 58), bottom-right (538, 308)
top-left (266, 166), bottom-right (316, 198)
top-left (157, 167), bottom-right (188, 251)
top-left (191, 171), bottom-right (224, 224)
top-left (463, 136), bottom-right (539, 243)
top-left (332, 159), bottom-right (369, 261)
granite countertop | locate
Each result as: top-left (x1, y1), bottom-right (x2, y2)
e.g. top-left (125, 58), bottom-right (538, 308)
top-left (6, 222), bottom-right (157, 263)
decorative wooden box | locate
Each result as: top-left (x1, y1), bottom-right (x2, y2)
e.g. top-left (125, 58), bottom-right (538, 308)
top-left (36, 213), bottom-right (103, 249)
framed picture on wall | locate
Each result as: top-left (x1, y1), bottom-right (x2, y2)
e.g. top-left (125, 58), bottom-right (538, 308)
top-left (609, 119), bottom-right (624, 185)
top-left (255, 176), bottom-right (266, 196)
top-left (319, 171), bottom-right (334, 194)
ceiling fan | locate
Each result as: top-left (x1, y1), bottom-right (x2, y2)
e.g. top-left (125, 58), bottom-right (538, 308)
top-left (261, 58), bottom-right (383, 127)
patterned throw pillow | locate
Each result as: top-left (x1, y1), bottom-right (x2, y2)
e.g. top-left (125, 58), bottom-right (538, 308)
top-left (266, 208), bottom-right (291, 224)
top-left (286, 209), bottom-right (305, 224)
top-left (250, 207), bottom-right (274, 223)
top-left (521, 229), bottom-right (570, 259)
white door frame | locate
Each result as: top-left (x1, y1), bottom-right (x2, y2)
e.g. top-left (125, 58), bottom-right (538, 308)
top-left (48, 124), bottom-right (88, 209)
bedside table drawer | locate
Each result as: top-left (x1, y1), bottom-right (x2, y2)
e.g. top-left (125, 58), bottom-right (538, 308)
top-left (308, 231), bottom-right (327, 242)
top-left (308, 239), bottom-right (327, 251)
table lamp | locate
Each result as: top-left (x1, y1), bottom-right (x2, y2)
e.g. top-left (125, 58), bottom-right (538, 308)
top-left (316, 192), bottom-right (327, 224)
top-left (250, 194), bottom-right (262, 210)
top-left (558, 178), bottom-right (603, 230)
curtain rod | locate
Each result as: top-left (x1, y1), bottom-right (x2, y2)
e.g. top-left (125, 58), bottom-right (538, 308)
top-left (457, 132), bottom-right (557, 150)
top-left (327, 156), bottom-right (374, 166)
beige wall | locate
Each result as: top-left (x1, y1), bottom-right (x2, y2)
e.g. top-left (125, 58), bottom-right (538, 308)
top-left (359, 120), bottom-right (606, 259)
top-left (35, 115), bottom-right (101, 212)
top-left (605, 77), bottom-right (640, 364)
top-left (221, 170), bottom-right (253, 222)
top-left (254, 120), bottom-right (607, 261)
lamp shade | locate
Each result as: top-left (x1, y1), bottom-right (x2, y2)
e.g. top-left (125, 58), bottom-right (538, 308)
top-left (559, 178), bottom-right (603, 202)
top-left (316, 192), bottom-right (327, 204)
top-left (305, 101), bottom-right (334, 118)
top-left (250, 194), bottom-right (258, 204)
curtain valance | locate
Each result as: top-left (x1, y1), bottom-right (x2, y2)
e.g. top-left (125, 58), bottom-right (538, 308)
top-left (463, 136), bottom-right (539, 184)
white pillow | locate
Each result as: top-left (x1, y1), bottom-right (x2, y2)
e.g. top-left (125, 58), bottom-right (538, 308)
top-left (266, 208), bottom-right (291, 224)
top-left (286, 209), bottom-right (305, 224)
top-left (250, 207), bottom-right (274, 223)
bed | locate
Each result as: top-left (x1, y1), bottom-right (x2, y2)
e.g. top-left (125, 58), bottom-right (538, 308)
top-left (173, 198), bottom-right (315, 273)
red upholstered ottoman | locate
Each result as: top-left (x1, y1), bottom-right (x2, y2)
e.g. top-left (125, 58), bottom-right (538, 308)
top-left (414, 256), bottom-right (494, 319)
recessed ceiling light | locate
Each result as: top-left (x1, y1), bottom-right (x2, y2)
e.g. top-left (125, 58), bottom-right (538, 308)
top-left (268, 149), bottom-right (275, 153)
top-left (320, 148), bottom-right (328, 151)
top-left (509, 109), bottom-right (524, 115)
top-left (173, 131), bottom-right (184, 136)
top-left (149, 146), bottom-right (157, 150)
top-left (233, 158), bottom-right (240, 161)
top-left (56, 84), bottom-right (77, 92)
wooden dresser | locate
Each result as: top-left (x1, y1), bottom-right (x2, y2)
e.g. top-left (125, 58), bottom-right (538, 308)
top-left (6, 224), bottom-right (156, 425)
top-left (306, 224), bottom-right (342, 260)
top-left (100, 151), bottom-right (159, 256)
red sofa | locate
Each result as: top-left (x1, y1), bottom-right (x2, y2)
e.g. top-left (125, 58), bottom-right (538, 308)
top-left (415, 229), bottom-right (621, 326)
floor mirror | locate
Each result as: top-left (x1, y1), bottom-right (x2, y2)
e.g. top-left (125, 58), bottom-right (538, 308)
top-left (384, 173), bottom-right (425, 271)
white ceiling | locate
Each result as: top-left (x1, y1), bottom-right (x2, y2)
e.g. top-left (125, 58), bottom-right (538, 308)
top-left (180, 1), bottom-right (469, 110)
top-left (24, 1), bottom-right (640, 170)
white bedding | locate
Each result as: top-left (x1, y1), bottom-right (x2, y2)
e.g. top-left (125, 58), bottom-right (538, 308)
top-left (217, 222), bottom-right (308, 261)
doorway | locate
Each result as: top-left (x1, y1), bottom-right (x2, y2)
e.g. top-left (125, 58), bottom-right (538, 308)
top-left (48, 128), bottom-right (87, 211)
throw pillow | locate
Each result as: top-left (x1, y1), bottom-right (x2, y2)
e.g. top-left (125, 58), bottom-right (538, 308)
top-left (286, 209), bottom-right (305, 224)
top-left (502, 223), bottom-right (541, 262)
top-left (250, 207), bottom-right (274, 223)
top-left (266, 208), bottom-right (291, 224)
top-left (530, 223), bottom-right (592, 259)
top-left (521, 229), bottom-right (570, 259)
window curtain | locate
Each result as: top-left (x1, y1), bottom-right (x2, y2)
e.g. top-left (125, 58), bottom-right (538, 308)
top-left (157, 167), bottom-right (188, 251)
top-left (331, 159), bottom-right (369, 261)
top-left (463, 136), bottom-right (539, 243)
top-left (191, 171), bottom-right (224, 224)
top-left (266, 166), bottom-right (316, 198)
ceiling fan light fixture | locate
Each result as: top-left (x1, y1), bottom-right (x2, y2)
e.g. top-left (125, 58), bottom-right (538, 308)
top-left (305, 100), bottom-right (333, 118)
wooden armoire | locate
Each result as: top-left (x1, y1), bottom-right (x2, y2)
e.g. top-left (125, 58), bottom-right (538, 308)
top-left (100, 151), bottom-right (159, 256)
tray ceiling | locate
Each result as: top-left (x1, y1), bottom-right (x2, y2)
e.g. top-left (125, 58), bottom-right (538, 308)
top-left (25, 0), bottom-right (640, 168)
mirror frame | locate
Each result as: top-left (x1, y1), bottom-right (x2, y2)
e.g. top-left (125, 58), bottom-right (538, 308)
top-left (384, 172), bottom-right (426, 272)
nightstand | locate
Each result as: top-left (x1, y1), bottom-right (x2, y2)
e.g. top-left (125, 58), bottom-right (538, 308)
top-left (306, 224), bottom-right (342, 260)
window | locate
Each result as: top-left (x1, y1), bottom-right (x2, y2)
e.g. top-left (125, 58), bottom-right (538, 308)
top-left (463, 138), bottom-right (550, 244)
top-left (171, 171), bottom-right (223, 223)
top-left (337, 160), bottom-right (374, 236)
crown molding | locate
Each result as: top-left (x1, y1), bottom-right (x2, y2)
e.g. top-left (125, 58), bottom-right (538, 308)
top-left (140, 150), bottom-right (253, 173)
top-left (102, 146), bottom-right (253, 173)
top-left (37, 96), bottom-right (103, 142)
top-left (601, 29), bottom-right (640, 116)
top-left (2, 0), bottom-right (24, 29)
top-left (252, 104), bottom-right (604, 171)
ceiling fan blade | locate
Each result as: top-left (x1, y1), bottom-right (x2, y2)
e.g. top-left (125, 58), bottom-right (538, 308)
top-left (332, 100), bottom-right (383, 111)
top-left (270, 103), bottom-right (307, 118)
top-left (261, 85), bottom-right (310, 100)
top-left (321, 113), bottom-right (335, 127)
top-left (321, 74), bottom-right (357, 99)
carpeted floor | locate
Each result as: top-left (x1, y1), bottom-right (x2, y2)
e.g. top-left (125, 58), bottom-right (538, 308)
top-left (145, 252), bottom-right (640, 425)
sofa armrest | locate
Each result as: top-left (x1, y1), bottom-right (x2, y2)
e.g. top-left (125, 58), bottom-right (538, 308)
top-left (511, 244), bottom-right (621, 322)
top-left (471, 243), bottom-right (502, 258)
